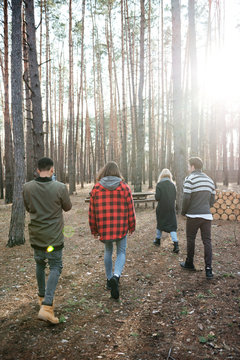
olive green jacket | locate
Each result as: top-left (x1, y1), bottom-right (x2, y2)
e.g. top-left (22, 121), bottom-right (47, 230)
top-left (23, 178), bottom-right (72, 249)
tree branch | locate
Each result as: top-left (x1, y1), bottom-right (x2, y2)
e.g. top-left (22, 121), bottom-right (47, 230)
top-left (38, 58), bottom-right (52, 67)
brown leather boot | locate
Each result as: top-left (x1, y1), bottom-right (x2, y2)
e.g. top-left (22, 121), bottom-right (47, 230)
top-left (38, 296), bottom-right (44, 307)
top-left (38, 297), bottom-right (55, 307)
top-left (38, 305), bottom-right (59, 324)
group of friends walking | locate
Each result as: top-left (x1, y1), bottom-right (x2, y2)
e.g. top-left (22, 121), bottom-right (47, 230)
top-left (23, 156), bottom-right (215, 324)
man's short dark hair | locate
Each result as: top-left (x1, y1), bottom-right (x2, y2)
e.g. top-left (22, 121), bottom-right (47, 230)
top-left (189, 157), bottom-right (203, 170)
top-left (37, 157), bottom-right (54, 171)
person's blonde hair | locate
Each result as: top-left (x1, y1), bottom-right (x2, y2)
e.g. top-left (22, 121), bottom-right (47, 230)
top-left (158, 168), bottom-right (173, 183)
top-left (96, 161), bottom-right (124, 182)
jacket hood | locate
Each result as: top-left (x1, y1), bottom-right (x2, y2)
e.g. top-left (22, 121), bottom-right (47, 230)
top-left (99, 176), bottom-right (122, 190)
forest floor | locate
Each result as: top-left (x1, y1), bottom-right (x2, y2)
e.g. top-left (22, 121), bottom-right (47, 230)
top-left (0, 183), bottom-right (240, 360)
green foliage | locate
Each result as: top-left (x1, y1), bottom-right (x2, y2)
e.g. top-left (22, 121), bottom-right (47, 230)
top-left (59, 315), bottom-right (67, 323)
top-left (130, 332), bottom-right (139, 338)
top-left (199, 336), bottom-right (207, 344)
top-left (180, 307), bottom-right (188, 316)
top-left (207, 333), bottom-right (216, 341)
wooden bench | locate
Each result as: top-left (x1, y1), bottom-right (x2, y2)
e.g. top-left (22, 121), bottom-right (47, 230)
top-left (132, 192), bottom-right (156, 209)
top-left (85, 192), bottom-right (157, 208)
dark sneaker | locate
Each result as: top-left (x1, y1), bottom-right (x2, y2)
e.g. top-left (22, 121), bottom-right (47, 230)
top-left (180, 261), bottom-right (196, 271)
top-left (106, 279), bottom-right (111, 290)
top-left (173, 242), bottom-right (179, 253)
top-left (153, 238), bottom-right (161, 246)
top-left (206, 267), bottom-right (214, 279)
top-left (109, 275), bottom-right (119, 299)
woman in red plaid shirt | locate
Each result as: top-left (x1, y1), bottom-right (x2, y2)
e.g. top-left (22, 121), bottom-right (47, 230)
top-left (89, 161), bottom-right (136, 299)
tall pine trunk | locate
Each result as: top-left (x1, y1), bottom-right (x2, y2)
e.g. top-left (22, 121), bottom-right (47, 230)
top-left (44, 0), bottom-right (49, 156)
top-left (171, 0), bottom-right (186, 212)
top-left (188, 0), bottom-right (199, 155)
top-left (135, 0), bottom-right (145, 192)
top-left (8, 0), bottom-right (25, 247)
top-left (161, 0), bottom-right (166, 169)
top-left (125, 0), bottom-right (137, 185)
top-left (148, 0), bottom-right (153, 189)
top-left (23, 12), bottom-right (34, 181)
top-left (25, 0), bottom-right (44, 168)
top-left (68, 0), bottom-right (75, 194)
top-left (238, 117), bottom-right (240, 185)
top-left (0, 137), bottom-right (4, 199)
top-left (121, 0), bottom-right (128, 181)
top-left (3, 0), bottom-right (14, 203)
top-left (75, 0), bottom-right (85, 188)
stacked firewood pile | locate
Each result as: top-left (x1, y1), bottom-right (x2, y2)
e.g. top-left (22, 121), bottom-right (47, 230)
top-left (211, 190), bottom-right (240, 221)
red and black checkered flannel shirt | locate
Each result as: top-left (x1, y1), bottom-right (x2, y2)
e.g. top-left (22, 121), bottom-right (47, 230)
top-left (89, 181), bottom-right (136, 241)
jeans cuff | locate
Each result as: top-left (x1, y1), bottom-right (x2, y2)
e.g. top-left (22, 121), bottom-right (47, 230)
top-left (42, 301), bottom-right (53, 306)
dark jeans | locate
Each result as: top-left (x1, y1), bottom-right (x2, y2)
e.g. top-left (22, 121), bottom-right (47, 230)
top-left (186, 217), bottom-right (212, 268)
top-left (34, 248), bottom-right (63, 306)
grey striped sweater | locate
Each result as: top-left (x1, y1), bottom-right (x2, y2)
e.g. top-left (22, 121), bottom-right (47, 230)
top-left (181, 170), bottom-right (216, 216)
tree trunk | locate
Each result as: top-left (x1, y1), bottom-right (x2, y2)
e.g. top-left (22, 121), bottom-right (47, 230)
top-left (75, 0), bottom-right (85, 188)
top-left (58, 58), bottom-right (64, 182)
top-left (8, 0), bottom-right (25, 247)
top-left (3, 0), bottom-right (14, 203)
top-left (222, 111), bottom-right (228, 186)
top-left (25, 0), bottom-right (44, 169)
top-left (39, 0), bottom-right (43, 82)
top-left (23, 11), bottom-right (34, 181)
top-left (106, 10), bottom-right (114, 161)
top-left (44, 0), bottom-right (49, 157)
top-left (49, 57), bottom-right (54, 160)
top-left (121, 0), bottom-right (128, 181)
top-left (125, 0), bottom-right (137, 185)
top-left (188, 0), bottom-right (199, 155)
top-left (0, 137), bottom-right (4, 199)
top-left (171, 0), bottom-right (186, 212)
top-left (135, 0), bottom-right (145, 192)
top-left (160, 0), bottom-right (166, 170)
top-left (90, 2), bottom-right (98, 181)
top-left (238, 117), bottom-right (240, 185)
top-left (68, 0), bottom-right (75, 194)
top-left (148, 0), bottom-right (153, 189)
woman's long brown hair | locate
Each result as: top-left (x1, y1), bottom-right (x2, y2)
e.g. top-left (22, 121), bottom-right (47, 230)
top-left (96, 161), bottom-right (124, 182)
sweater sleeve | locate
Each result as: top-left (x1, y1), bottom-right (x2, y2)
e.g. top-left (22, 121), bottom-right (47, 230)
top-left (88, 188), bottom-right (98, 235)
top-left (210, 184), bottom-right (216, 208)
top-left (181, 177), bottom-right (192, 215)
top-left (125, 184), bottom-right (136, 233)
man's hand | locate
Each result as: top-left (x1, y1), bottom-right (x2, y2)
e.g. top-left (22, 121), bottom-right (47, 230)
top-left (94, 234), bottom-right (99, 239)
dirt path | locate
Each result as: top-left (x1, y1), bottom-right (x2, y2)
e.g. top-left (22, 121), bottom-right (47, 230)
top-left (0, 184), bottom-right (240, 360)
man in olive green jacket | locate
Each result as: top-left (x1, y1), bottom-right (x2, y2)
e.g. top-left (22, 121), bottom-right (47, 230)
top-left (23, 157), bottom-right (72, 324)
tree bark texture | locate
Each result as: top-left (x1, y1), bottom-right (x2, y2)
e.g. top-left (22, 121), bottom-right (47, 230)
top-left (135, 0), bottom-right (145, 192)
top-left (68, 0), bottom-right (75, 194)
top-left (0, 137), bottom-right (4, 199)
top-left (8, 0), bottom-right (25, 247)
top-left (23, 11), bottom-right (34, 181)
top-left (188, 0), bottom-right (199, 155)
top-left (3, 0), bottom-right (14, 203)
top-left (25, 0), bottom-right (44, 169)
top-left (171, 0), bottom-right (186, 212)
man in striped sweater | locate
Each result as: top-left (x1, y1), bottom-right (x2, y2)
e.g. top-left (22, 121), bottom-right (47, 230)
top-left (180, 157), bottom-right (216, 279)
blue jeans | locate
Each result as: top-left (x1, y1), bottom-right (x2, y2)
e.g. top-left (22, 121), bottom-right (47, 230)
top-left (34, 248), bottom-right (63, 306)
top-left (156, 229), bottom-right (178, 242)
top-left (104, 236), bottom-right (127, 280)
